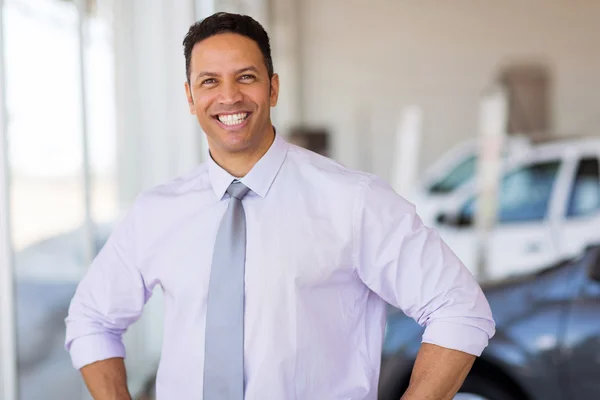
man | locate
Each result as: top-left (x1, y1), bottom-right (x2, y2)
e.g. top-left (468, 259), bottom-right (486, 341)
top-left (65, 12), bottom-right (495, 400)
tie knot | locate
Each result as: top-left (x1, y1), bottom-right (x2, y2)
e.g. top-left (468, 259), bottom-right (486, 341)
top-left (227, 181), bottom-right (250, 200)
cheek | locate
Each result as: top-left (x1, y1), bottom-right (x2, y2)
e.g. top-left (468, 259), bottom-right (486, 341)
top-left (193, 94), bottom-right (215, 116)
top-left (244, 86), bottom-right (271, 107)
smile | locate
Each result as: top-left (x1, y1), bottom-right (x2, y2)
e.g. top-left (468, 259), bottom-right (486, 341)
top-left (216, 112), bottom-right (250, 126)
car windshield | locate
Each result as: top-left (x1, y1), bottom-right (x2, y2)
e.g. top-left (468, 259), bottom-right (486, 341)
top-left (429, 154), bottom-right (477, 194)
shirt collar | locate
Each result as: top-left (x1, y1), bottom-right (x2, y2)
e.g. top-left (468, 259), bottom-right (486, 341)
top-left (207, 131), bottom-right (288, 200)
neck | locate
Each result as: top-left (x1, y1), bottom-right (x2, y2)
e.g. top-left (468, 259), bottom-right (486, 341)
top-left (210, 126), bottom-right (275, 178)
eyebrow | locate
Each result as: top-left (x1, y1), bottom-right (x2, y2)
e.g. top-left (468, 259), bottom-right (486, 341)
top-left (195, 66), bottom-right (261, 83)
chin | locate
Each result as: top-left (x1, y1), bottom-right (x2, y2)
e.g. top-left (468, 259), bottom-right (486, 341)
top-left (216, 134), bottom-right (254, 153)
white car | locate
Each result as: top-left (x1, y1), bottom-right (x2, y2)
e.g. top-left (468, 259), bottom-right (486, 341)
top-left (406, 135), bottom-right (532, 226)
top-left (433, 136), bottom-right (600, 280)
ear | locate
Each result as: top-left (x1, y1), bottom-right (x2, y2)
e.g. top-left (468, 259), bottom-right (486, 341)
top-left (184, 81), bottom-right (196, 115)
top-left (269, 73), bottom-right (280, 107)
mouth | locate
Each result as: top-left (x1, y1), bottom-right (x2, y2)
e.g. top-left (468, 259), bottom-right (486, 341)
top-left (213, 112), bottom-right (251, 129)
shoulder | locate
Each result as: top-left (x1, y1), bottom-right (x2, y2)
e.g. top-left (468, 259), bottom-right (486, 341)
top-left (285, 142), bottom-right (372, 191)
top-left (148, 163), bottom-right (209, 195)
top-left (285, 142), bottom-right (405, 205)
top-left (132, 163), bottom-right (210, 211)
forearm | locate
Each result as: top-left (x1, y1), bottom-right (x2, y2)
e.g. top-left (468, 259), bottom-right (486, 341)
top-left (401, 343), bottom-right (475, 400)
top-left (80, 357), bottom-right (132, 400)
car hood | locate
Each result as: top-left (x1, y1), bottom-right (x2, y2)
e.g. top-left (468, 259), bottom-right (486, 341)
top-left (383, 260), bottom-right (574, 357)
top-left (481, 277), bottom-right (537, 326)
top-left (480, 258), bottom-right (576, 325)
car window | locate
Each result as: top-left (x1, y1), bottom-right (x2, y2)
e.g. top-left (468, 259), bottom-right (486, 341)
top-left (428, 154), bottom-right (477, 194)
top-left (461, 160), bottom-right (561, 224)
top-left (566, 157), bottom-right (600, 218)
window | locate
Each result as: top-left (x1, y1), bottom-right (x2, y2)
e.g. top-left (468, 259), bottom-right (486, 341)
top-left (460, 160), bottom-right (561, 224)
top-left (498, 160), bottom-right (561, 222)
top-left (1, 1), bottom-right (118, 399)
top-left (567, 158), bottom-right (600, 218)
top-left (429, 154), bottom-right (477, 194)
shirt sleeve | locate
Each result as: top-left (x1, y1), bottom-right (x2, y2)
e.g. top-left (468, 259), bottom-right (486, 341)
top-left (64, 197), bottom-right (151, 369)
top-left (354, 175), bottom-right (495, 356)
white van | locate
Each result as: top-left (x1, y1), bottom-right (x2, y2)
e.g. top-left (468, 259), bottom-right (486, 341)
top-left (432, 136), bottom-right (600, 280)
top-left (406, 135), bottom-right (532, 226)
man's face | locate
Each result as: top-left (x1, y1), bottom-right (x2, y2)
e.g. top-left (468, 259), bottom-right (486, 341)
top-left (185, 33), bottom-right (279, 155)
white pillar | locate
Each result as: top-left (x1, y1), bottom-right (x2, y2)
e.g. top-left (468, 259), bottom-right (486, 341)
top-left (475, 85), bottom-right (508, 280)
top-left (0, 0), bottom-right (18, 397)
top-left (113, 0), bottom-right (200, 208)
top-left (75, 0), bottom-right (96, 275)
top-left (391, 106), bottom-right (424, 197)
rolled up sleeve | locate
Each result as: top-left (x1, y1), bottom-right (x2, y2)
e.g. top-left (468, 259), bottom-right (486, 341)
top-left (65, 197), bottom-right (151, 369)
top-left (354, 175), bottom-right (495, 356)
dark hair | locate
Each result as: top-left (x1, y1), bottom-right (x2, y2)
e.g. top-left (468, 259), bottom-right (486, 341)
top-left (183, 12), bottom-right (274, 84)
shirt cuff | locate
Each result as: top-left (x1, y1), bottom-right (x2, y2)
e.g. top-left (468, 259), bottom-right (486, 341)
top-left (68, 333), bottom-right (126, 370)
top-left (421, 320), bottom-right (492, 356)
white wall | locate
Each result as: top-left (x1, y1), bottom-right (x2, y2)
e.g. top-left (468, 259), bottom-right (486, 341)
top-left (299, 0), bottom-right (600, 180)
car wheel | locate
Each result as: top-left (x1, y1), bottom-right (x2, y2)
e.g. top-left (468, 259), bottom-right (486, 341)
top-left (454, 374), bottom-right (518, 400)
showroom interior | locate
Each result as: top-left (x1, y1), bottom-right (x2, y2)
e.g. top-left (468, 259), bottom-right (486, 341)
top-left (2, 0), bottom-right (600, 399)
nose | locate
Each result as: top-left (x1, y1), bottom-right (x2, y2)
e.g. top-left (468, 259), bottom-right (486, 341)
top-left (218, 80), bottom-right (243, 105)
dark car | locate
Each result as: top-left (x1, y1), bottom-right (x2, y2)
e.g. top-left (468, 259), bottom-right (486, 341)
top-left (378, 245), bottom-right (600, 400)
top-left (14, 223), bottom-right (113, 399)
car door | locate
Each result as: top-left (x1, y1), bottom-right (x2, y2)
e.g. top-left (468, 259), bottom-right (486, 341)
top-left (485, 155), bottom-right (566, 279)
top-left (556, 154), bottom-right (600, 260)
top-left (561, 251), bottom-right (600, 399)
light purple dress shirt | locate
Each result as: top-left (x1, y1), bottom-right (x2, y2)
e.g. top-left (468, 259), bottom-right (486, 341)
top-left (65, 133), bottom-right (495, 399)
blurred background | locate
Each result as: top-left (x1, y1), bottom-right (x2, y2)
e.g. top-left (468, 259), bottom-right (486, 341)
top-left (1, 0), bottom-right (600, 399)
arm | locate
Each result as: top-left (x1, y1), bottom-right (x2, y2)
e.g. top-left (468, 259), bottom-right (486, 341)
top-left (65, 199), bottom-right (151, 399)
top-left (401, 343), bottom-right (475, 400)
top-left (353, 176), bottom-right (495, 390)
top-left (81, 358), bottom-right (132, 400)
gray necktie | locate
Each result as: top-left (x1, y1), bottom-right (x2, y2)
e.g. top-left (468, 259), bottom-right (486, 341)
top-left (203, 181), bottom-right (250, 400)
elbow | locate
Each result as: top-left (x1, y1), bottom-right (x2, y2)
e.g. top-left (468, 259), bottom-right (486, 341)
top-left (421, 318), bottom-right (495, 357)
top-left (64, 302), bottom-right (129, 356)
top-left (66, 331), bottom-right (127, 370)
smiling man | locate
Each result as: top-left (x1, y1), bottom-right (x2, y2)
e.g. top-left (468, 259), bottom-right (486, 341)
top-left (184, 29), bottom-right (278, 178)
top-left (65, 12), bottom-right (495, 400)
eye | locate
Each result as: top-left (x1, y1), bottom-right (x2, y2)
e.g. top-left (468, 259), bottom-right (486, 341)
top-left (239, 74), bottom-right (256, 82)
top-left (201, 78), bottom-right (217, 85)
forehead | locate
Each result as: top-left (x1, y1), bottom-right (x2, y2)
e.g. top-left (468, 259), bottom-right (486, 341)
top-left (190, 33), bottom-right (265, 74)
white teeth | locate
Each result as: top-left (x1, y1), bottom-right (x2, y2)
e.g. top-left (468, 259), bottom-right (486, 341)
top-left (218, 112), bottom-right (248, 126)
